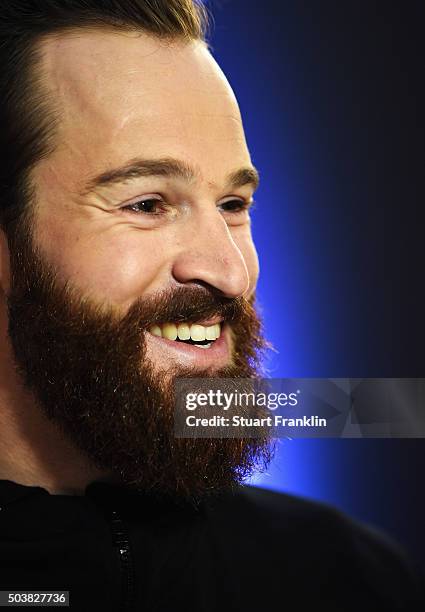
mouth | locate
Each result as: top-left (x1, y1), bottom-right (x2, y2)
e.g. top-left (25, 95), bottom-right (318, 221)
top-left (145, 318), bottom-right (231, 368)
top-left (148, 319), bottom-right (222, 349)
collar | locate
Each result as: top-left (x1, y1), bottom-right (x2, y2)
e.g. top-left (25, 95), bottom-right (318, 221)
top-left (0, 479), bottom-right (50, 507)
top-left (0, 478), bottom-right (209, 518)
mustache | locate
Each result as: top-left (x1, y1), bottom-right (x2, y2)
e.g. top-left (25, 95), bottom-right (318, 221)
top-left (121, 285), bottom-right (254, 331)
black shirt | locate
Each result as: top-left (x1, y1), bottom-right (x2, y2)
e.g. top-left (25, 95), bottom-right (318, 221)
top-left (0, 479), bottom-right (423, 611)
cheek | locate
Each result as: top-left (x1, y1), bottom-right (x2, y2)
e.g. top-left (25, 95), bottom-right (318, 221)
top-left (36, 216), bottom-right (170, 308)
top-left (77, 235), bottom-right (166, 306)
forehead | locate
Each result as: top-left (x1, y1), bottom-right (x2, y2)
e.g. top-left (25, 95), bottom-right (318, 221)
top-left (38, 29), bottom-right (251, 183)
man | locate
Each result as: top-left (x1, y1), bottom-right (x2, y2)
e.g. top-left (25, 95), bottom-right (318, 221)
top-left (0, 1), bottom-right (423, 610)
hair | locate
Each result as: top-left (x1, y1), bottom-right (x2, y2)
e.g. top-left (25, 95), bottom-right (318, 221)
top-left (0, 0), bottom-right (209, 239)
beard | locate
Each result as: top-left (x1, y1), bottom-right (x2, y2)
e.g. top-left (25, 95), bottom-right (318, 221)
top-left (5, 212), bottom-right (274, 505)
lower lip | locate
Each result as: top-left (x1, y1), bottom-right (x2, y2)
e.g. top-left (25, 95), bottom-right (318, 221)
top-left (145, 324), bottom-right (231, 369)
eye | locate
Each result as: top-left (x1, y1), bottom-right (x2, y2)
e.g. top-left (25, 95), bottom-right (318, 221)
top-left (121, 198), bottom-right (165, 215)
top-left (219, 199), bottom-right (255, 214)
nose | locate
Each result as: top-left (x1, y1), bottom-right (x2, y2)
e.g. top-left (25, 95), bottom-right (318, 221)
top-left (171, 210), bottom-right (250, 298)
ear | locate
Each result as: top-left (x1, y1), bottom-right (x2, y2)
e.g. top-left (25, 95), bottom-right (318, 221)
top-left (0, 229), bottom-right (11, 297)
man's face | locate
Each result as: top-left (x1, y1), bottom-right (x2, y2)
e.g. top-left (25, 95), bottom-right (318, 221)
top-left (30, 30), bottom-right (260, 375)
top-left (4, 30), bottom-right (272, 502)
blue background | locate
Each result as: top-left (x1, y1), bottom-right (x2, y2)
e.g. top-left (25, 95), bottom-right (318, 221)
top-left (206, 0), bottom-right (425, 566)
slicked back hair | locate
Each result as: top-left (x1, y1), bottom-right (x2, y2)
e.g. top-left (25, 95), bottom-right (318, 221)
top-left (0, 0), bottom-right (209, 239)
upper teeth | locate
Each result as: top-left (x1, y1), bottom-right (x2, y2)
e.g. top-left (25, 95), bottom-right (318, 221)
top-left (149, 322), bottom-right (221, 341)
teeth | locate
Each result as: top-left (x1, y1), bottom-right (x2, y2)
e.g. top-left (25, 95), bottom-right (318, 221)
top-left (177, 323), bottom-right (190, 341)
top-left (205, 326), bottom-right (216, 341)
top-left (150, 325), bottom-right (162, 337)
top-left (190, 324), bottom-right (205, 342)
top-left (162, 323), bottom-right (177, 340)
top-left (149, 322), bottom-right (221, 342)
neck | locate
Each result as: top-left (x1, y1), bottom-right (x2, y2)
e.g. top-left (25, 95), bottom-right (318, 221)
top-left (0, 396), bottom-right (113, 495)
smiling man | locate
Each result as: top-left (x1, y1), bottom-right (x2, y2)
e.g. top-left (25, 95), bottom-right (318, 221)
top-left (1, 4), bottom-right (269, 502)
top-left (0, 2), bottom-right (423, 611)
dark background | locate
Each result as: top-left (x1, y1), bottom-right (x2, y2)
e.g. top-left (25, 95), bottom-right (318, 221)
top-left (207, 0), bottom-right (425, 567)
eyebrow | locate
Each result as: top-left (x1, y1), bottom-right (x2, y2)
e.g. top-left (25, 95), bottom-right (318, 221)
top-left (81, 157), bottom-right (260, 195)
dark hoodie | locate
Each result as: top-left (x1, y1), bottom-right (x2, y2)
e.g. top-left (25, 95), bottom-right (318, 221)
top-left (0, 480), bottom-right (423, 611)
